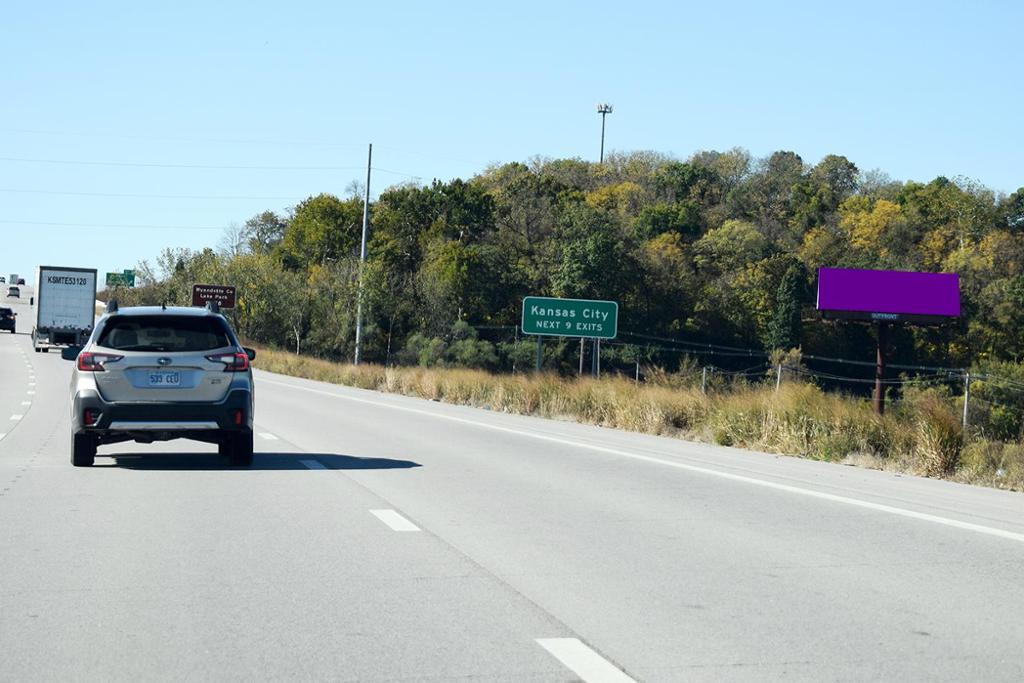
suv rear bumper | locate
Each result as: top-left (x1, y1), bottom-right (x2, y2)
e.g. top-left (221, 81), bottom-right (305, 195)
top-left (72, 388), bottom-right (253, 443)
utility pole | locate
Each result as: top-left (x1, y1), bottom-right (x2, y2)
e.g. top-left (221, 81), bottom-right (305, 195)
top-left (596, 103), bottom-right (613, 163)
top-left (354, 143), bottom-right (372, 365)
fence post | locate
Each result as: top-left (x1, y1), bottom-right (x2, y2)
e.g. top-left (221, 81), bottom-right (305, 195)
top-left (635, 358), bottom-right (640, 384)
top-left (962, 371), bottom-right (971, 432)
top-left (775, 363), bottom-right (783, 392)
top-left (701, 366), bottom-right (708, 394)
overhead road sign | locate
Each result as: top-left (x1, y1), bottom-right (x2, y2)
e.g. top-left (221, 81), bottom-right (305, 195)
top-left (522, 296), bottom-right (618, 339)
top-left (817, 268), bottom-right (960, 325)
top-left (192, 283), bottom-right (236, 309)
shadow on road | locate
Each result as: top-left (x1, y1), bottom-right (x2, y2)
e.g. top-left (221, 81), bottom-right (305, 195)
top-left (96, 452), bottom-right (422, 471)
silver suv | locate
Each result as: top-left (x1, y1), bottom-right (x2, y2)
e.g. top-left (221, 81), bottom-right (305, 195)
top-left (63, 304), bottom-right (256, 467)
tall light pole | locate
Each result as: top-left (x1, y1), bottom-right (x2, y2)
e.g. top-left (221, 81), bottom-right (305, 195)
top-left (596, 103), bottom-right (613, 163)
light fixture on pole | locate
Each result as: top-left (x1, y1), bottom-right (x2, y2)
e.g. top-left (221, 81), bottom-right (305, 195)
top-left (596, 103), bottom-right (613, 163)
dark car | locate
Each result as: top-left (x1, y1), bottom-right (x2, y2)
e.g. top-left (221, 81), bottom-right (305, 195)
top-left (0, 307), bottom-right (15, 333)
top-left (16, 278), bottom-right (25, 285)
top-left (7, 286), bottom-right (19, 298)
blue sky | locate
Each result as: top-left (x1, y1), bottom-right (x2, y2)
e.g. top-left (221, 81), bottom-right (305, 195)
top-left (2, 0), bottom-right (1021, 285)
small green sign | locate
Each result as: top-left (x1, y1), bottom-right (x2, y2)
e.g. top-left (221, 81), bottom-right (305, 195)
top-left (521, 296), bottom-right (618, 339)
top-left (105, 270), bottom-right (136, 287)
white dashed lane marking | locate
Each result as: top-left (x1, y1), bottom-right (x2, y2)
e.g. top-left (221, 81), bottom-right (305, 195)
top-left (370, 509), bottom-right (421, 532)
top-left (258, 432), bottom-right (278, 440)
top-left (10, 415), bottom-right (23, 421)
top-left (20, 401), bottom-right (30, 406)
top-left (536, 638), bottom-right (636, 683)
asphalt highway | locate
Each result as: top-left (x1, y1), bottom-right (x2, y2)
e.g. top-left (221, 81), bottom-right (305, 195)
top-left (2, 292), bottom-right (1024, 681)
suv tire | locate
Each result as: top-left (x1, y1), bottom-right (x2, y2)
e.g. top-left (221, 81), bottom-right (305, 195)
top-left (226, 432), bottom-right (254, 467)
top-left (71, 434), bottom-right (96, 467)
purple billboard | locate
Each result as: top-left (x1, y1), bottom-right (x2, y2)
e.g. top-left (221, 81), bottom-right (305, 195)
top-left (817, 268), bottom-right (960, 321)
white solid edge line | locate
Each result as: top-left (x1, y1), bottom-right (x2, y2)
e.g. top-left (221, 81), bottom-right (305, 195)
top-left (370, 509), bottom-right (421, 532)
top-left (259, 432), bottom-right (279, 440)
top-left (20, 401), bottom-right (30, 406)
top-left (536, 638), bottom-right (636, 683)
top-left (9, 414), bottom-right (23, 420)
top-left (258, 376), bottom-right (1024, 544)
top-left (0, 433), bottom-right (6, 440)
top-left (26, 391), bottom-right (35, 395)
top-left (300, 459), bottom-right (326, 470)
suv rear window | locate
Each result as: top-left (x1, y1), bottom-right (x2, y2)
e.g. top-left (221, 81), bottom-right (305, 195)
top-left (97, 315), bottom-right (232, 352)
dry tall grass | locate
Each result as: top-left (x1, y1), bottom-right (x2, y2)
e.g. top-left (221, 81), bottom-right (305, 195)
top-left (253, 347), bottom-right (1023, 490)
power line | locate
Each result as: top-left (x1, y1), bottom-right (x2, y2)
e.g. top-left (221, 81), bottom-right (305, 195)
top-left (619, 330), bottom-right (769, 356)
top-left (0, 188), bottom-right (299, 201)
top-left (0, 219), bottom-right (223, 231)
top-left (1, 127), bottom-right (370, 148)
top-left (0, 156), bottom-right (365, 171)
top-left (371, 167), bottom-right (423, 180)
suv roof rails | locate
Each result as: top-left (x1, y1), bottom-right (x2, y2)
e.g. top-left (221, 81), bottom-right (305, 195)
top-left (107, 299), bottom-right (119, 313)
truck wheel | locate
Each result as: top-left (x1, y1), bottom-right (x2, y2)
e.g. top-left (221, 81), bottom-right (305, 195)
top-left (228, 432), bottom-right (254, 467)
top-left (34, 347), bottom-right (41, 353)
top-left (42, 348), bottom-right (49, 353)
top-left (71, 434), bottom-right (96, 467)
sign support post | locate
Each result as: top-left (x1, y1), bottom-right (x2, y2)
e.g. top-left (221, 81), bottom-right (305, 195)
top-left (535, 335), bottom-right (543, 372)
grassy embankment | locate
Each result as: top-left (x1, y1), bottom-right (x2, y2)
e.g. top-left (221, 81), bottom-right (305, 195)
top-left (254, 347), bottom-right (1024, 491)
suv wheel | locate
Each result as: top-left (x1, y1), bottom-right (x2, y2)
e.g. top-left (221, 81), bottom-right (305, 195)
top-left (71, 434), bottom-right (96, 467)
top-left (224, 432), bottom-right (254, 467)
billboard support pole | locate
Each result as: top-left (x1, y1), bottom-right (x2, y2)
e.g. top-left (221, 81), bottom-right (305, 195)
top-left (874, 322), bottom-right (888, 415)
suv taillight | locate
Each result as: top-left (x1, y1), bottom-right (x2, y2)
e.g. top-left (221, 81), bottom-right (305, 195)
top-left (77, 351), bottom-right (124, 372)
top-left (206, 352), bottom-right (249, 372)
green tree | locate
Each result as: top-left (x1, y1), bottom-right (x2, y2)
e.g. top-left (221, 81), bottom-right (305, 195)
top-left (279, 193), bottom-right (363, 268)
top-left (766, 263), bottom-right (807, 350)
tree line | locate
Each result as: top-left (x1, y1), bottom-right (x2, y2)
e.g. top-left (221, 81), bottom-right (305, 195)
top-left (116, 148), bottom-right (1024, 377)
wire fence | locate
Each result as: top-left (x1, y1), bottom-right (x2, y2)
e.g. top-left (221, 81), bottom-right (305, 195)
top-left (459, 323), bottom-right (1024, 440)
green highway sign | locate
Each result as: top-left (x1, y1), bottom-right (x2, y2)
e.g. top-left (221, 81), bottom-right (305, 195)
top-left (521, 296), bottom-right (618, 339)
top-left (105, 270), bottom-right (136, 287)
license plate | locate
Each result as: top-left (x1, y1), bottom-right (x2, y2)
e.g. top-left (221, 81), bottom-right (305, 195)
top-left (148, 371), bottom-right (181, 387)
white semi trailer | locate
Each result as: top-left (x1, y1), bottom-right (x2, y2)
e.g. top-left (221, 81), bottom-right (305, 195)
top-left (32, 265), bottom-right (98, 353)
